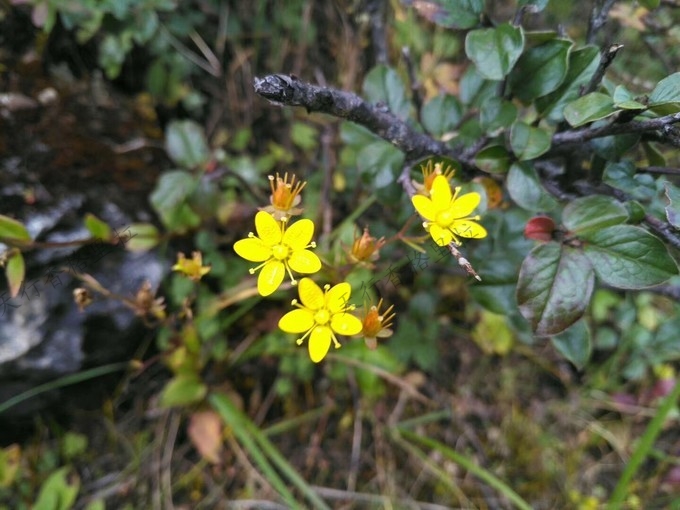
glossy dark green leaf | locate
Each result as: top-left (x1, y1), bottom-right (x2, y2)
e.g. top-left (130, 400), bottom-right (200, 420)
top-left (479, 97), bottom-right (517, 134)
top-left (363, 65), bottom-right (410, 120)
top-left (509, 121), bottom-right (552, 160)
top-left (550, 320), bottom-right (591, 369)
top-left (603, 160), bottom-right (656, 201)
top-left (406, 0), bottom-right (484, 29)
top-left (648, 72), bottom-right (680, 114)
top-left (535, 46), bottom-right (600, 122)
top-left (465, 23), bottom-right (524, 80)
top-left (5, 251), bottom-right (24, 299)
top-left (563, 92), bottom-right (617, 127)
top-left (664, 182), bottom-right (680, 228)
top-left (517, 243), bottom-right (594, 336)
top-left (421, 94), bottom-right (462, 136)
top-left (160, 374), bottom-right (207, 408)
top-left (581, 225), bottom-right (678, 289)
top-left (357, 141), bottom-right (404, 189)
top-left (0, 215), bottom-right (31, 242)
top-left (165, 120), bottom-right (210, 169)
top-left (459, 66), bottom-right (498, 107)
top-left (474, 145), bottom-right (511, 174)
top-left (592, 130), bottom-right (641, 159)
top-left (509, 39), bottom-right (572, 102)
top-left (506, 162), bottom-right (557, 211)
top-left (562, 195), bottom-right (628, 233)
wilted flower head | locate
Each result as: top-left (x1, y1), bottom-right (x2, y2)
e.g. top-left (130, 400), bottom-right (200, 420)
top-left (413, 160), bottom-right (457, 196)
top-left (361, 298), bottom-right (395, 350)
top-left (172, 251), bottom-right (211, 281)
top-left (348, 227), bottom-right (386, 265)
top-left (233, 211), bottom-right (321, 296)
top-left (261, 172), bottom-right (306, 220)
top-left (134, 280), bottom-right (166, 320)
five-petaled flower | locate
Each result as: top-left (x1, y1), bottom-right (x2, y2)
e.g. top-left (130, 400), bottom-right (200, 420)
top-left (411, 174), bottom-right (487, 247)
top-left (234, 211), bottom-right (321, 296)
top-left (413, 160), bottom-right (457, 196)
top-left (278, 278), bottom-right (363, 362)
top-left (172, 251), bottom-right (211, 281)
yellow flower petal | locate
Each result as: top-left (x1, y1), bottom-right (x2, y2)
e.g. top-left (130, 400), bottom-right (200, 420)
top-left (411, 195), bottom-right (436, 221)
top-left (298, 278), bottom-right (324, 310)
top-left (233, 238), bottom-right (272, 262)
top-left (429, 224), bottom-right (453, 246)
top-left (282, 218), bottom-right (314, 250)
top-left (330, 312), bottom-right (362, 336)
top-left (430, 175), bottom-right (452, 210)
top-left (326, 282), bottom-right (351, 314)
top-left (257, 260), bottom-right (285, 296)
top-left (452, 220), bottom-right (488, 239)
top-left (279, 309), bottom-right (315, 333)
top-left (255, 211), bottom-right (282, 245)
top-left (288, 250), bottom-right (322, 274)
top-left (308, 326), bottom-right (332, 363)
top-left (451, 192), bottom-right (481, 218)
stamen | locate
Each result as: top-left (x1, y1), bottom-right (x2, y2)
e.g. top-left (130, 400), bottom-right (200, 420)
top-left (330, 331), bottom-right (341, 349)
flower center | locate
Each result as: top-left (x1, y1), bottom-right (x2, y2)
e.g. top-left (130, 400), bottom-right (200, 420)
top-left (272, 244), bottom-right (290, 260)
top-left (436, 210), bottom-right (454, 227)
top-left (314, 308), bottom-right (331, 325)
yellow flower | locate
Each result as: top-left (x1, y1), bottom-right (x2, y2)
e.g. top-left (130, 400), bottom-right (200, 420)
top-left (172, 251), bottom-right (211, 281)
top-left (411, 174), bottom-right (487, 247)
top-left (413, 160), bottom-right (457, 196)
top-left (260, 172), bottom-right (306, 220)
top-left (348, 227), bottom-right (386, 265)
top-left (361, 298), bottom-right (395, 350)
top-left (233, 211), bottom-right (321, 296)
top-left (278, 278), bottom-right (363, 362)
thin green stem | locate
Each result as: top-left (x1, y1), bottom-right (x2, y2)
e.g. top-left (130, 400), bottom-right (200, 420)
top-left (0, 362), bottom-right (129, 415)
top-left (608, 380), bottom-right (680, 506)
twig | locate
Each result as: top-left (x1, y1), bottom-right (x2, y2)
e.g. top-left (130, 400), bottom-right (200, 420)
top-left (583, 43), bottom-right (624, 95)
top-left (366, 0), bottom-right (389, 65)
top-left (253, 74), bottom-right (459, 163)
top-left (401, 47), bottom-right (423, 123)
top-left (586, 0), bottom-right (619, 44)
top-left (552, 112), bottom-right (680, 145)
top-left (637, 166), bottom-right (680, 175)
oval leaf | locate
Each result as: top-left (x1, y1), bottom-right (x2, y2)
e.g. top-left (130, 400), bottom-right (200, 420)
top-left (165, 120), bottom-right (210, 169)
top-left (474, 145), bottom-right (511, 174)
top-left (409, 0), bottom-right (484, 29)
top-left (84, 213), bottom-right (112, 241)
top-left (6, 252), bottom-right (25, 298)
top-left (550, 320), bottom-right (591, 369)
top-left (509, 39), bottom-right (572, 102)
top-left (506, 162), bottom-right (557, 211)
top-left (581, 225), bottom-right (678, 289)
top-left (517, 243), bottom-right (594, 336)
top-left (563, 92), bottom-right (617, 127)
top-left (363, 65), bottom-right (410, 120)
top-left (465, 23), bottom-right (524, 80)
top-left (665, 182), bottom-right (680, 229)
top-left (648, 72), bottom-right (680, 115)
top-left (480, 97), bottom-right (517, 134)
top-left (509, 121), bottom-right (552, 160)
top-left (150, 170), bottom-right (201, 231)
top-left (421, 94), bottom-right (462, 137)
top-left (159, 375), bottom-right (207, 408)
top-left (124, 223), bottom-right (160, 252)
top-left (0, 215), bottom-right (31, 242)
top-left (562, 195), bottom-right (629, 233)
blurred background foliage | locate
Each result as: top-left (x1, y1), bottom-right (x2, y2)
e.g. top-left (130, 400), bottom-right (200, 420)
top-left (2, 0), bottom-right (680, 508)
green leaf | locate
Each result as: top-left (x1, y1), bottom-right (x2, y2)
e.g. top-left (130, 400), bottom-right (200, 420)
top-left (409, 0), bottom-right (484, 29)
top-left (0, 215), bottom-right (31, 241)
top-left (159, 374), bottom-right (207, 408)
top-left (33, 467), bottom-right (79, 510)
top-left (150, 170), bottom-right (201, 231)
top-left (509, 121), bottom-right (552, 160)
top-left (562, 195), bottom-right (628, 233)
top-left (519, 0), bottom-right (549, 11)
top-left (165, 120), bottom-right (210, 169)
top-left (291, 122), bottom-right (318, 151)
top-left (124, 223), bottom-right (160, 252)
top-left (536, 46), bottom-right (600, 122)
top-left (5, 252), bottom-right (24, 299)
top-left (480, 97), bottom-right (517, 134)
top-left (83, 213), bottom-right (112, 241)
top-left (506, 162), bottom-right (557, 211)
top-left (563, 92), bottom-right (617, 127)
top-left (664, 182), bottom-right (680, 228)
top-left (363, 65), bottom-right (410, 120)
top-left (592, 130), bottom-right (641, 159)
top-left (474, 145), bottom-right (511, 174)
top-left (421, 94), bottom-right (462, 136)
top-left (550, 320), bottom-right (591, 369)
top-left (459, 65), bottom-right (498, 107)
top-left (509, 39), bottom-right (572, 102)
top-left (465, 23), bottom-right (524, 80)
top-left (639, 0), bottom-right (660, 7)
top-left (357, 141), bottom-right (404, 188)
top-left (603, 160), bottom-right (656, 201)
top-left (581, 225), bottom-right (678, 289)
top-left (517, 243), bottom-right (594, 336)
top-left (648, 72), bottom-right (680, 114)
